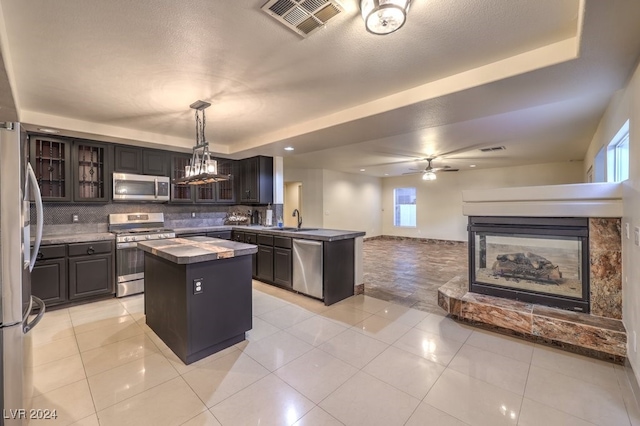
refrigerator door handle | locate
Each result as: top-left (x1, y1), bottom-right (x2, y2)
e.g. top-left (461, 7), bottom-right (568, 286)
top-left (23, 296), bottom-right (46, 334)
top-left (27, 162), bottom-right (44, 272)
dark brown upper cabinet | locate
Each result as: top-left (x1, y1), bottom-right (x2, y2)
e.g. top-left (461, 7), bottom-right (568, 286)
top-left (114, 145), bottom-right (143, 174)
top-left (142, 149), bottom-right (170, 176)
top-left (239, 156), bottom-right (273, 205)
top-left (29, 135), bottom-right (73, 202)
top-left (216, 158), bottom-right (236, 204)
top-left (72, 140), bottom-right (110, 202)
top-left (170, 153), bottom-right (195, 203)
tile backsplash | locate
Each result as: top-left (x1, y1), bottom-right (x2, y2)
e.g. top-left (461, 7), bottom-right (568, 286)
top-left (34, 202), bottom-right (284, 234)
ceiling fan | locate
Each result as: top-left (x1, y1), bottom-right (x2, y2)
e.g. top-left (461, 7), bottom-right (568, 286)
top-left (403, 158), bottom-right (459, 181)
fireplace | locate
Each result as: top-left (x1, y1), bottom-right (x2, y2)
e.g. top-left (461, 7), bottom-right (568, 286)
top-left (468, 217), bottom-right (589, 313)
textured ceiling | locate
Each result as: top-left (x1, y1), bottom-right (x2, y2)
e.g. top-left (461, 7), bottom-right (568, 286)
top-left (0, 0), bottom-right (639, 176)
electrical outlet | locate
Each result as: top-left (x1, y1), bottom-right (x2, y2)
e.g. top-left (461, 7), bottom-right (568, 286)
top-left (193, 278), bottom-right (203, 295)
top-left (635, 227), bottom-right (640, 247)
top-left (634, 331), bottom-right (637, 353)
top-left (191, 212), bottom-right (196, 218)
top-left (626, 223), bottom-right (630, 239)
top-left (72, 214), bottom-right (79, 223)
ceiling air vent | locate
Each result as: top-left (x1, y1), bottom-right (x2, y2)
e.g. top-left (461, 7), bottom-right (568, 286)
top-left (479, 146), bottom-right (506, 152)
top-left (262, 0), bottom-right (344, 38)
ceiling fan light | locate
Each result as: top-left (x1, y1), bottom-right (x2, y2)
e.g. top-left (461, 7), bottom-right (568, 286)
top-left (422, 171), bottom-right (437, 181)
top-left (360, 0), bottom-right (411, 35)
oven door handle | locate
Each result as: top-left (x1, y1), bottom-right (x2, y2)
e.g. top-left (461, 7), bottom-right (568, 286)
top-left (154, 178), bottom-right (158, 199)
top-left (117, 242), bottom-right (138, 249)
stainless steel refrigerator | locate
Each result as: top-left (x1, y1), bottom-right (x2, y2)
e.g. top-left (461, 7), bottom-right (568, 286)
top-left (1, 122), bottom-right (45, 425)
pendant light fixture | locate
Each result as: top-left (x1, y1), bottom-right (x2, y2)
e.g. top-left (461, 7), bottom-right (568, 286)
top-left (360, 0), bottom-right (411, 35)
top-left (174, 100), bottom-right (231, 185)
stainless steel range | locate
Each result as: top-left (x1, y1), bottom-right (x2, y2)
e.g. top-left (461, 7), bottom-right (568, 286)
top-left (108, 213), bottom-right (175, 297)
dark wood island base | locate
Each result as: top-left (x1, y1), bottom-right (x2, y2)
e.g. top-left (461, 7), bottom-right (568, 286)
top-left (141, 239), bottom-right (255, 365)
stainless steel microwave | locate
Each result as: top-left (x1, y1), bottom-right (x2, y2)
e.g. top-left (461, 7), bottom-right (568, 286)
top-left (113, 173), bottom-right (170, 202)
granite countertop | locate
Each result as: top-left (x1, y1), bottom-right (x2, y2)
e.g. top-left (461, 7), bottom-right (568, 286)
top-left (172, 226), bottom-right (233, 234)
top-left (36, 232), bottom-right (115, 245)
top-left (231, 225), bottom-right (366, 242)
top-left (137, 236), bottom-right (257, 264)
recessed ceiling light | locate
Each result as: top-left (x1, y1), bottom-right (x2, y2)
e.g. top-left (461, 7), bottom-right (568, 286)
top-left (360, 169), bottom-right (365, 172)
top-left (384, 173), bottom-right (389, 176)
top-left (38, 128), bottom-right (60, 134)
top-left (284, 147), bottom-right (294, 151)
top-left (470, 164), bottom-right (476, 168)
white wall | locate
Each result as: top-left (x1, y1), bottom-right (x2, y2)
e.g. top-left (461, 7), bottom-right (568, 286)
top-left (283, 168), bottom-right (383, 237)
top-left (283, 182), bottom-right (301, 228)
top-left (584, 58), bottom-right (640, 380)
top-left (382, 162), bottom-right (584, 241)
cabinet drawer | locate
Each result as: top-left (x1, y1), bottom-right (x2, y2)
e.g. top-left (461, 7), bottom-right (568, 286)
top-left (35, 244), bottom-right (66, 260)
top-left (274, 236), bottom-right (292, 249)
top-left (68, 241), bottom-right (112, 257)
top-left (257, 234), bottom-right (273, 246)
top-left (244, 233), bottom-right (257, 244)
top-left (207, 231), bottom-right (232, 240)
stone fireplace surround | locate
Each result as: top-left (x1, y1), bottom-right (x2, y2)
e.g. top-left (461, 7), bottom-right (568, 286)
top-left (438, 183), bottom-right (626, 363)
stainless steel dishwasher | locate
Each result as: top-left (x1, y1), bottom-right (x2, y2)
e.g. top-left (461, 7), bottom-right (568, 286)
top-left (292, 239), bottom-right (323, 299)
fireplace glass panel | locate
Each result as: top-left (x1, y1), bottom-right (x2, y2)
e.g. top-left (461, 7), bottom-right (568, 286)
top-left (474, 233), bottom-right (583, 299)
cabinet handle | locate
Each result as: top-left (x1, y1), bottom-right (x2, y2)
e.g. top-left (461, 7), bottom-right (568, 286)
top-left (36, 252), bottom-right (44, 260)
top-left (87, 247), bottom-right (95, 255)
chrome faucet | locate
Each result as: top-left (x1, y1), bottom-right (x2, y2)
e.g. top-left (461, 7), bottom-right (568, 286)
top-left (292, 209), bottom-right (302, 229)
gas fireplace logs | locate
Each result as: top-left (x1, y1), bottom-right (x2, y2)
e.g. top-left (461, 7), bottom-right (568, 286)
top-left (491, 252), bottom-right (562, 284)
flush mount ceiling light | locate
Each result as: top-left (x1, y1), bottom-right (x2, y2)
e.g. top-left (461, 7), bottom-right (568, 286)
top-left (284, 146), bottom-right (295, 151)
top-left (37, 127), bottom-right (60, 134)
top-left (173, 100), bottom-right (231, 186)
top-left (360, 0), bottom-right (411, 35)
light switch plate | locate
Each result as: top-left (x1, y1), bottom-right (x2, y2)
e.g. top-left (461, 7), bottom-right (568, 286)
top-left (193, 278), bottom-right (203, 295)
top-left (635, 227), bottom-right (640, 247)
top-left (625, 223), bottom-right (630, 239)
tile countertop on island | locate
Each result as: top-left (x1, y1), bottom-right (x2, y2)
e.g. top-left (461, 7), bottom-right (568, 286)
top-left (137, 236), bottom-right (258, 265)
top-left (173, 225), bottom-right (366, 242)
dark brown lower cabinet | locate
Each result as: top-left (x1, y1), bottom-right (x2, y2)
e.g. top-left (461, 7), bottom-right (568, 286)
top-left (68, 241), bottom-right (114, 300)
top-left (273, 248), bottom-right (292, 288)
top-left (256, 245), bottom-right (274, 282)
top-left (32, 258), bottom-right (67, 306)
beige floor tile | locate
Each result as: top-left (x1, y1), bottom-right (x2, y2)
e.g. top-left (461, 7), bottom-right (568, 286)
top-left (119, 294), bottom-right (144, 313)
top-left (210, 374), bottom-right (315, 426)
top-left (448, 344), bottom-right (530, 395)
top-left (33, 335), bottom-right (79, 366)
top-left (29, 380), bottom-right (95, 426)
top-left (405, 402), bottom-right (469, 426)
top-left (352, 314), bottom-right (412, 344)
top-left (518, 398), bottom-right (599, 426)
top-left (320, 371), bottom-right (420, 426)
top-left (276, 348), bottom-right (358, 403)
top-left (70, 304), bottom-right (130, 328)
top-left (293, 407), bottom-right (344, 426)
top-left (244, 316), bottom-right (282, 341)
top-left (88, 352), bottom-right (179, 411)
top-left (374, 304), bottom-right (429, 327)
top-left (414, 313), bottom-right (473, 343)
top-left (76, 316), bottom-right (144, 352)
top-left (320, 305), bottom-right (373, 326)
top-left (181, 411), bottom-right (222, 426)
top-left (41, 308), bottom-right (71, 323)
top-left (525, 365), bottom-right (629, 426)
top-left (241, 330), bottom-right (313, 371)
top-left (182, 351), bottom-right (269, 408)
top-left (286, 315), bottom-right (348, 346)
top-left (259, 304), bottom-right (316, 329)
top-left (33, 354), bottom-right (86, 396)
top-left (465, 329), bottom-right (534, 363)
top-left (69, 414), bottom-right (99, 426)
top-left (613, 365), bottom-right (640, 426)
top-left (252, 293), bottom-right (288, 316)
top-left (96, 377), bottom-right (207, 426)
top-left (68, 299), bottom-right (122, 314)
top-left (318, 328), bottom-right (388, 369)
top-left (424, 369), bottom-right (521, 426)
top-left (31, 319), bottom-right (75, 347)
top-left (531, 345), bottom-right (619, 391)
top-left (363, 346), bottom-right (445, 399)
top-left (392, 328), bottom-right (464, 366)
top-left (80, 334), bottom-right (160, 377)
top-left (333, 294), bottom-right (391, 314)
top-left (73, 313), bottom-right (136, 335)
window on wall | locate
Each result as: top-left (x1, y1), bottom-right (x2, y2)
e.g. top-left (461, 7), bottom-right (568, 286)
top-left (607, 120), bottom-right (630, 182)
top-left (394, 187), bottom-right (416, 227)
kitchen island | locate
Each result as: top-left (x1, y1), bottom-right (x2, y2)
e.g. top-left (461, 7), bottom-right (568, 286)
top-left (137, 236), bottom-right (257, 364)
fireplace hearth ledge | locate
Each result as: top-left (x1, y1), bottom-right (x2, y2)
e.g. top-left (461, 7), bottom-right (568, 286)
top-left (438, 276), bottom-right (626, 363)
